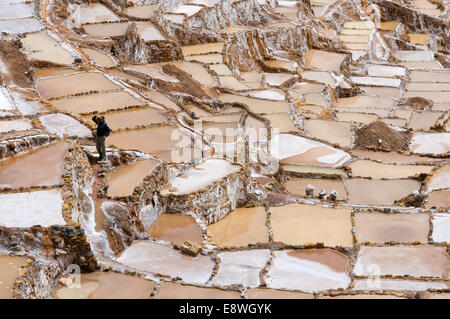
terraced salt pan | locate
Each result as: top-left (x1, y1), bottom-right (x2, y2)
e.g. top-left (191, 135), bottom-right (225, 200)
top-left (409, 71), bottom-right (450, 83)
top-left (366, 64), bottom-right (406, 77)
top-left (264, 73), bottom-right (297, 86)
top-left (394, 50), bottom-right (434, 62)
top-left (350, 150), bottom-right (441, 164)
top-left (135, 22), bottom-right (166, 41)
top-left (336, 95), bottom-right (395, 109)
top-left (37, 72), bottom-right (120, 99)
top-left (408, 111), bottom-right (442, 131)
top-left (265, 249), bottom-right (351, 292)
top-left (352, 279), bottom-right (448, 291)
top-left (346, 178), bottom-right (421, 206)
top-left (181, 42), bottom-right (224, 56)
top-left (39, 113), bottom-right (91, 138)
top-left (108, 126), bottom-right (191, 155)
top-left (211, 250), bottom-right (270, 288)
top-left (354, 246), bottom-right (450, 278)
top-left (304, 119), bottom-right (353, 148)
top-left (362, 86), bottom-right (401, 98)
top-left (82, 48), bottom-right (117, 68)
top-left (426, 190), bottom-right (450, 209)
top-left (148, 213), bottom-right (203, 245)
top-left (161, 159), bottom-right (240, 195)
top-left (404, 91), bottom-right (450, 103)
top-left (304, 49), bottom-right (346, 72)
top-left (21, 32), bottom-right (75, 66)
top-left (0, 119), bottom-right (32, 134)
top-left (270, 134), bottom-right (351, 167)
top-left (0, 18), bottom-right (43, 34)
top-left (155, 282), bottom-right (240, 299)
top-left (354, 213), bottom-right (429, 244)
top-left (335, 112), bottom-right (378, 124)
top-left (0, 141), bottom-right (69, 188)
top-left (172, 61), bottom-right (214, 86)
top-left (53, 271), bottom-right (157, 299)
top-left (270, 203), bottom-right (353, 247)
top-left (207, 207), bottom-right (268, 247)
top-left (124, 65), bottom-right (179, 82)
top-left (0, 255), bottom-right (26, 299)
top-left (262, 113), bottom-right (297, 132)
top-left (431, 213), bottom-right (450, 243)
top-left (0, 3), bottom-right (34, 20)
top-left (52, 91), bottom-right (144, 115)
top-left (247, 90), bottom-right (285, 101)
top-left (107, 158), bottom-right (160, 197)
top-left (245, 288), bottom-right (313, 299)
top-left (209, 64), bottom-right (232, 76)
top-left (400, 61), bottom-right (443, 70)
top-left (0, 189), bottom-right (64, 227)
top-left (348, 160), bottom-right (434, 179)
top-left (83, 22), bottom-right (131, 37)
top-left (406, 82), bottom-right (450, 92)
top-left (285, 178), bottom-right (348, 201)
top-left (219, 76), bottom-right (251, 91)
top-left (410, 133), bottom-right (450, 155)
top-left (172, 5), bottom-right (203, 16)
top-left (75, 3), bottom-right (119, 24)
top-left (126, 5), bottom-right (157, 18)
top-left (426, 165), bottom-right (450, 192)
top-left (350, 76), bottom-right (401, 88)
top-left (185, 53), bottom-right (223, 64)
top-left (219, 94), bottom-right (290, 114)
top-left (300, 71), bottom-right (334, 86)
top-left (116, 241), bottom-right (214, 285)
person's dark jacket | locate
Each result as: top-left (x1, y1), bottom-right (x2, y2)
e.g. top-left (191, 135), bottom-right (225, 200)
top-left (92, 116), bottom-right (111, 137)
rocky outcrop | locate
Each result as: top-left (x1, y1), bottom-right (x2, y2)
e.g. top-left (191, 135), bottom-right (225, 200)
top-left (101, 201), bottom-right (140, 255)
top-left (114, 23), bottom-right (182, 63)
top-left (186, 0), bottom-right (279, 31)
top-left (12, 258), bottom-right (61, 299)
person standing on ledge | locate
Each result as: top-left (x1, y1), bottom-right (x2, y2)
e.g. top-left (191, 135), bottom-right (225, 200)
top-left (92, 115), bottom-right (111, 163)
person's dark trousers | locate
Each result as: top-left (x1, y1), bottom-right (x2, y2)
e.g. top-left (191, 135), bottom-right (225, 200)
top-left (95, 135), bottom-right (106, 161)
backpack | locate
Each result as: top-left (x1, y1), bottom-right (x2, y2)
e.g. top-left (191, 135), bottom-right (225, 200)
top-left (104, 124), bottom-right (111, 137)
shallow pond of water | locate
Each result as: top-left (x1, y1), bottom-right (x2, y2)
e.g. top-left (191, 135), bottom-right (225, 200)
top-left (0, 255), bottom-right (26, 299)
top-left (270, 203), bottom-right (353, 246)
top-left (285, 177), bottom-right (348, 200)
top-left (107, 158), bottom-right (160, 198)
top-left (207, 206), bottom-right (268, 247)
top-left (0, 141), bottom-right (69, 188)
top-left (354, 212), bottom-right (429, 243)
top-left (148, 213), bottom-right (203, 245)
top-left (346, 178), bottom-right (421, 206)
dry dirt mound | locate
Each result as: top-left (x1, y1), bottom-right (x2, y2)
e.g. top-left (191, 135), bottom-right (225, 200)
top-left (0, 40), bottom-right (34, 87)
top-left (355, 121), bottom-right (411, 152)
top-left (397, 96), bottom-right (433, 110)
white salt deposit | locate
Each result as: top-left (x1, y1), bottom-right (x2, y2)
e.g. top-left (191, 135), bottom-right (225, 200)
top-left (352, 279), bottom-right (448, 291)
top-left (427, 165), bottom-right (450, 191)
top-left (247, 90), bottom-right (285, 101)
top-left (350, 76), bottom-right (401, 87)
top-left (0, 119), bottom-right (32, 134)
top-left (410, 133), bottom-right (450, 155)
top-left (394, 50), bottom-right (434, 62)
top-left (265, 250), bottom-right (351, 292)
top-left (367, 64), bottom-right (406, 77)
top-left (161, 159), bottom-right (241, 195)
top-left (172, 5), bottom-right (203, 16)
top-left (39, 113), bottom-right (91, 138)
top-left (75, 3), bottom-right (119, 24)
top-left (0, 189), bottom-right (64, 227)
top-left (270, 134), bottom-right (351, 167)
top-left (432, 213), bottom-right (450, 243)
top-left (210, 250), bottom-right (270, 288)
top-left (0, 88), bottom-right (15, 111)
top-left (116, 241), bottom-right (214, 285)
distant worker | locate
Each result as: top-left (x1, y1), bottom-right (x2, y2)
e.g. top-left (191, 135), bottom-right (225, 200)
top-left (92, 115), bottom-right (111, 162)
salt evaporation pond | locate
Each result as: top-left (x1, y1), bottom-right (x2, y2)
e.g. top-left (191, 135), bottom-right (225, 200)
top-left (0, 189), bottom-right (64, 227)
